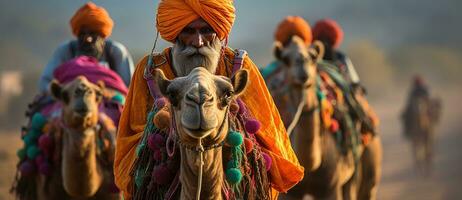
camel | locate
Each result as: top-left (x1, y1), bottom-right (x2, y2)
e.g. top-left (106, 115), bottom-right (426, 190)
top-left (12, 76), bottom-right (120, 200)
top-left (153, 67), bottom-right (269, 200)
top-left (401, 94), bottom-right (441, 174)
top-left (265, 36), bottom-right (382, 200)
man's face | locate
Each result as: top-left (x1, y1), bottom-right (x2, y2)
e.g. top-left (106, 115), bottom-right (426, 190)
top-left (77, 28), bottom-right (105, 59)
top-left (172, 18), bottom-right (222, 77)
top-left (177, 18), bottom-right (217, 48)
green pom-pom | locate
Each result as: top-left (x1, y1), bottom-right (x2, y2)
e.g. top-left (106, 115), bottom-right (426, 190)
top-left (31, 113), bottom-right (47, 130)
top-left (29, 129), bottom-right (42, 139)
top-left (17, 148), bottom-right (27, 160)
top-left (23, 134), bottom-right (37, 146)
top-left (112, 93), bottom-right (125, 105)
top-left (226, 168), bottom-right (242, 184)
top-left (226, 160), bottom-right (238, 169)
top-left (226, 131), bottom-right (243, 147)
top-left (316, 90), bottom-right (326, 101)
top-left (26, 145), bottom-right (41, 159)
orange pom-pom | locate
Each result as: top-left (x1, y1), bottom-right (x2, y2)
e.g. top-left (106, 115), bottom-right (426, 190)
top-left (42, 123), bottom-right (51, 134)
top-left (362, 134), bottom-right (372, 145)
top-left (244, 138), bottom-right (254, 154)
top-left (153, 109), bottom-right (171, 130)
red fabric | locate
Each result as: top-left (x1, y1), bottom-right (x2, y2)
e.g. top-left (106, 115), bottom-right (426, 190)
top-left (313, 19), bottom-right (344, 48)
top-left (53, 56), bottom-right (128, 95)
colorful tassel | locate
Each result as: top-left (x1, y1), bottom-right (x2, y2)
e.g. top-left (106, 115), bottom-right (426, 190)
top-left (225, 168), bottom-right (243, 185)
top-left (245, 119), bottom-right (261, 134)
top-left (153, 109), bottom-right (171, 130)
top-left (262, 153), bottom-right (272, 171)
top-left (244, 138), bottom-right (253, 154)
top-left (31, 113), bottom-right (47, 131)
top-left (19, 160), bottom-right (36, 176)
top-left (26, 145), bottom-right (40, 159)
top-left (226, 131), bottom-right (243, 147)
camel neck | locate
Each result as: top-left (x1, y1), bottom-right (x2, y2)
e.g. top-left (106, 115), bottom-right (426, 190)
top-left (291, 85), bottom-right (323, 171)
top-left (180, 147), bottom-right (223, 200)
top-left (61, 127), bottom-right (103, 196)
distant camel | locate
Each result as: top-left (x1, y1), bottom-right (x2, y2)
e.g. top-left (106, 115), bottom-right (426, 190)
top-left (265, 36), bottom-right (382, 200)
top-left (402, 93), bottom-right (442, 174)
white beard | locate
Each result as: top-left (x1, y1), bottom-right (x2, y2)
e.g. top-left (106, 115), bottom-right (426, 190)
top-left (172, 38), bottom-right (222, 77)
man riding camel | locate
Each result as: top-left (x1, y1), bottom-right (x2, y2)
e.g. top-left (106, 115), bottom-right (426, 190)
top-left (39, 2), bottom-right (134, 92)
top-left (114, 0), bottom-right (303, 199)
top-left (313, 18), bottom-right (379, 137)
top-left (312, 18), bottom-right (362, 91)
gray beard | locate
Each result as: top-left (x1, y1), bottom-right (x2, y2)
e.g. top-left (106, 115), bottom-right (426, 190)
top-left (172, 38), bottom-right (222, 77)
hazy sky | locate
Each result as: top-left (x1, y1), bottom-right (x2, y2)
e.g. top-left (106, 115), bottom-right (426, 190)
top-left (0, 0), bottom-right (461, 76)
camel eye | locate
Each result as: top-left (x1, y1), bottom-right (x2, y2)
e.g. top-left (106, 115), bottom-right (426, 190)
top-left (221, 90), bottom-right (234, 106)
top-left (75, 88), bottom-right (84, 96)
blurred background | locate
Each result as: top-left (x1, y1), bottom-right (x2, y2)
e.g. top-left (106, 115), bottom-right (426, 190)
top-left (0, 0), bottom-right (461, 199)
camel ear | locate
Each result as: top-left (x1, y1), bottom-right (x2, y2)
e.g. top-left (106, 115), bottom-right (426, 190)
top-left (96, 80), bottom-right (106, 91)
top-left (95, 80), bottom-right (105, 102)
top-left (154, 69), bottom-right (171, 97)
top-left (273, 41), bottom-right (284, 61)
top-left (49, 80), bottom-right (69, 104)
top-left (231, 69), bottom-right (249, 96)
top-left (49, 80), bottom-right (62, 100)
top-left (309, 40), bottom-right (325, 63)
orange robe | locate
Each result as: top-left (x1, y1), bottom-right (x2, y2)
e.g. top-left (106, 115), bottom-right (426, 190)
top-left (114, 47), bottom-right (304, 199)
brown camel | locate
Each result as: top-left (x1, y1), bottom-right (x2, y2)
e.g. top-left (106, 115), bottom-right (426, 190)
top-left (34, 76), bottom-right (120, 200)
top-left (265, 36), bottom-right (382, 200)
top-left (154, 67), bottom-right (263, 200)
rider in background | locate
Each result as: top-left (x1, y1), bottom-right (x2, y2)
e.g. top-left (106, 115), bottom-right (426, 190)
top-left (39, 2), bottom-right (134, 92)
top-left (409, 75), bottom-right (430, 100)
top-left (312, 18), bottom-right (362, 92)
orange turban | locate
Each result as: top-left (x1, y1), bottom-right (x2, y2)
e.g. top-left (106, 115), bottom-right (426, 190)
top-left (274, 16), bottom-right (312, 46)
top-left (70, 2), bottom-right (114, 38)
top-left (156, 0), bottom-right (235, 43)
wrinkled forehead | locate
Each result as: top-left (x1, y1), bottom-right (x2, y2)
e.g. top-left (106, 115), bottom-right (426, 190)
top-left (169, 68), bottom-right (232, 93)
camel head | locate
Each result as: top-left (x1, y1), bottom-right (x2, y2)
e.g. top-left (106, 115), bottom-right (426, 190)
top-left (155, 67), bottom-right (249, 146)
top-left (274, 35), bottom-right (325, 88)
top-left (50, 76), bottom-right (104, 130)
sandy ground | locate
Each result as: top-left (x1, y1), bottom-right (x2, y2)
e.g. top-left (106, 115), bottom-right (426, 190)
top-left (0, 89), bottom-right (460, 199)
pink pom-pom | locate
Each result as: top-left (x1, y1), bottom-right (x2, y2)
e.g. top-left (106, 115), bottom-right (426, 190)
top-left (38, 134), bottom-right (52, 151)
top-left (35, 155), bottom-right (45, 166)
top-left (19, 160), bottom-right (36, 176)
top-left (155, 98), bottom-right (167, 108)
top-left (237, 99), bottom-right (246, 115)
top-left (153, 134), bottom-right (166, 148)
top-left (329, 119), bottom-right (339, 133)
top-left (245, 119), bottom-right (261, 134)
top-left (152, 164), bottom-right (173, 185)
top-left (39, 162), bottom-right (52, 176)
top-left (147, 135), bottom-right (158, 151)
top-left (153, 149), bottom-right (163, 161)
top-left (262, 153), bottom-right (272, 171)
